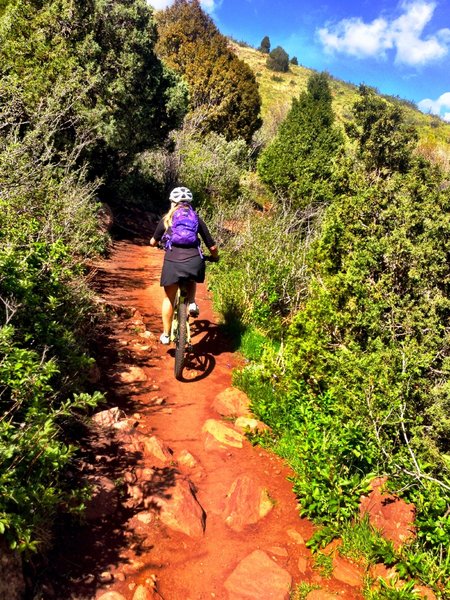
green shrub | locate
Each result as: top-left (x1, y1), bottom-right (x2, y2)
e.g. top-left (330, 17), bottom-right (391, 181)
top-left (0, 79), bottom-right (105, 552)
top-left (207, 196), bottom-right (319, 334)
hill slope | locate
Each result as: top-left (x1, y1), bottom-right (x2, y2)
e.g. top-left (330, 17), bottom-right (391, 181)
top-left (231, 41), bottom-right (450, 160)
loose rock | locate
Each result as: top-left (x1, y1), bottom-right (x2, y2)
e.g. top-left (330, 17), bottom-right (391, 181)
top-left (117, 365), bottom-right (147, 384)
top-left (92, 407), bottom-right (125, 428)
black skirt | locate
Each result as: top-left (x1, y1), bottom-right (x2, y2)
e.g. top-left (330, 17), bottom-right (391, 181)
top-left (160, 255), bottom-right (205, 287)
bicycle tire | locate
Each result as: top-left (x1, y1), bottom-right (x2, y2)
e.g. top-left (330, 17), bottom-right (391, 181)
top-left (174, 296), bottom-right (187, 380)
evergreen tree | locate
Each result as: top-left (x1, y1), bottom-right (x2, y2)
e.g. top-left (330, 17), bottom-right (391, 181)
top-left (0, 0), bottom-right (187, 192)
top-left (266, 46), bottom-right (289, 72)
top-left (257, 72), bottom-right (343, 207)
top-left (258, 35), bottom-right (270, 54)
top-left (156, 0), bottom-right (262, 143)
top-left (290, 56), bottom-right (298, 65)
top-left (346, 85), bottom-right (418, 174)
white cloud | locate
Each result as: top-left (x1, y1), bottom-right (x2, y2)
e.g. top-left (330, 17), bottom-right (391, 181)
top-left (318, 1), bottom-right (450, 67)
top-left (418, 91), bottom-right (450, 120)
top-left (147, 0), bottom-right (219, 11)
top-left (318, 17), bottom-right (391, 59)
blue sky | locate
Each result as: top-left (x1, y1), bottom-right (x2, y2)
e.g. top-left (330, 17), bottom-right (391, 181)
top-left (149, 1), bottom-right (450, 122)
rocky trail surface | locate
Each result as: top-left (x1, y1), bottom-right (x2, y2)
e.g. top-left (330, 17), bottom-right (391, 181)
top-left (35, 236), bottom-right (423, 600)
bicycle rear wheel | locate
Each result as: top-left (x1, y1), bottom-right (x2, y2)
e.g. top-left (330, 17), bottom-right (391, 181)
top-left (174, 296), bottom-right (188, 380)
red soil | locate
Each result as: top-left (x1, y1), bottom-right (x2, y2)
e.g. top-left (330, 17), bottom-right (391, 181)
top-left (37, 237), bottom-right (412, 600)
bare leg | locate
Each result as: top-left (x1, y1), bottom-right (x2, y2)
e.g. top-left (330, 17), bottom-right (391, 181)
top-left (162, 284), bottom-right (178, 335)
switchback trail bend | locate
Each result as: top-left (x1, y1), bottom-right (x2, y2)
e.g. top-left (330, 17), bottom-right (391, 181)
top-left (44, 238), bottom-right (368, 600)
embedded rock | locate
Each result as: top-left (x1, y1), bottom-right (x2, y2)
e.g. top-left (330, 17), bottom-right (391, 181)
top-left (132, 585), bottom-right (154, 600)
top-left (0, 538), bottom-right (25, 600)
top-left (223, 475), bottom-right (273, 531)
top-left (202, 419), bottom-right (244, 450)
top-left (98, 593), bottom-right (126, 600)
top-left (359, 477), bottom-right (415, 548)
top-left (176, 449), bottom-right (198, 468)
top-left (213, 387), bottom-right (251, 417)
top-left (84, 476), bottom-right (119, 520)
top-left (152, 478), bottom-right (205, 538)
top-left (224, 550), bottom-right (291, 599)
top-left (234, 416), bottom-right (269, 433)
top-left (141, 435), bottom-right (173, 465)
top-left (332, 554), bottom-right (364, 587)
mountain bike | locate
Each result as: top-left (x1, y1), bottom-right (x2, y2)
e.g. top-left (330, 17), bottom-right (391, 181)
top-left (171, 256), bottom-right (216, 381)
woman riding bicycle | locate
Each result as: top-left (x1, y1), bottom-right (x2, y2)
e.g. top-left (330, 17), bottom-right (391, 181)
top-left (149, 186), bottom-right (218, 345)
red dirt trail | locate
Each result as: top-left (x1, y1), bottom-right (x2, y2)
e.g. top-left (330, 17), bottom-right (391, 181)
top-left (39, 237), bottom-right (369, 600)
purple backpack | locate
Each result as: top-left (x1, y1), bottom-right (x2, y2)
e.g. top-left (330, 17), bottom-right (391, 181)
top-left (163, 204), bottom-right (199, 249)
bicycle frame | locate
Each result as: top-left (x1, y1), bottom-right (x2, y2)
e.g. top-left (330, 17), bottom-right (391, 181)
top-left (170, 280), bottom-right (192, 380)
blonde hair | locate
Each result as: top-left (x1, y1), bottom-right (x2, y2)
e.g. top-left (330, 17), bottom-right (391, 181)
top-left (163, 203), bottom-right (180, 230)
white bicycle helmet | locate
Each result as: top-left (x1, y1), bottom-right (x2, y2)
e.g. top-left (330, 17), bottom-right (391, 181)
top-left (169, 186), bottom-right (193, 204)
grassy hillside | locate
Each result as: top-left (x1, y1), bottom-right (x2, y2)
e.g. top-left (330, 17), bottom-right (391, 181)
top-left (230, 41), bottom-right (450, 160)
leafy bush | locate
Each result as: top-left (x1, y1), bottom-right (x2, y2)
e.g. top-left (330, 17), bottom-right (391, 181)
top-left (218, 83), bottom-right (450, 593)
top-left (234, 369), bottom-right (376, 524)
top-left (140, 128), bottom-right (248, 209)
top-left (207, 196), bottom-right (320, 334)
top-left (0, 72), bottom-right (105, 552)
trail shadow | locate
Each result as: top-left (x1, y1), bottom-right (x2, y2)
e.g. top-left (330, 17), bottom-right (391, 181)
top-left (28, 424), bottom-right (180, 599)
top-left (190, 319), bottom-right (234, 356)
top-left (164, 319), bottom-right (236, 383)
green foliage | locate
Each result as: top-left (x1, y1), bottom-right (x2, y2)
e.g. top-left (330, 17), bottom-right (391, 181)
top-left (366, 579), bottom-right (420, 600)
top-left (139, 128), bottom-right (248, 209)
top-left (175, 130), bottom-right (248, 206)
top-left (290, 56), bottom-right (299, 66)
top-left (266, 45), bottom-right (289, 73)
top-left (284, 162), bottom-right (450, 468)
top-left (207, 197), bottom-right (316, 334)
top-left (214, 70), bottom-right (450, 592)
top-left (257, 72), bottom-right (344, 207)
top-left (339, 516), bottom-right (397, 568)
top-left (156, 0), bottom-right (262, 143)
top-left (346, 85), bottom-right (419, 174)
top-left (313, 551), bottom-right (334, 577)
top-left (258, 35), bottom-right (270, 54)
top-left (0, 0), bottom-right (187, 204)
top-left (236, 368), bottom-right (376, 524)
top-left (0, 324), bottom-right (102, 551)
top-left (0, 13), bottom-right (109, 552)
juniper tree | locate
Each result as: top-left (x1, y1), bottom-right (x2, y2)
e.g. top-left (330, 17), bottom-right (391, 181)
top-left (266, 46), bottom-right (289, 72)
top-left (156, 0), bottom-right (262, 143)
top-left (258, 35), bottom-right (270, 53)
top-left (257, 72), bottom-right (343, 207)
